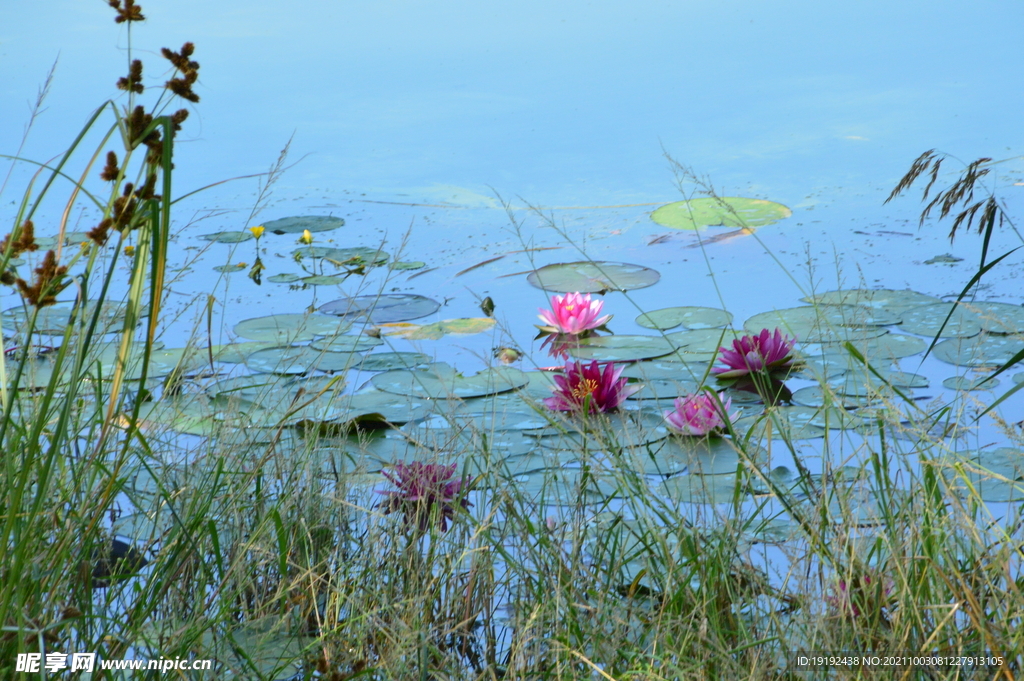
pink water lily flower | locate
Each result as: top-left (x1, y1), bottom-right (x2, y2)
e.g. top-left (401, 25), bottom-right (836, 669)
top-left (376, 461), bottom-right (472, 532)
top-left (664, 391), bottom-right (738, 436)
top-left (543, 360), bottom-right (638, 413)
top-left (537, 292), bottom-right (611, 336)
top-left (712, 328), bottom-right (796, 379)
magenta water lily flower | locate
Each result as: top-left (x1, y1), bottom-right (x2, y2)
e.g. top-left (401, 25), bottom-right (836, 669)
top-left (664, 391), bottom-right (738, 436)
top-left (537, 292), bottom-right (611, 336)
top-left (712, 328), bottom-right (796, 379)
top-left (376, 461), bottom-right (472, 532)
top-left (543, 360), bottom-right (638, 413)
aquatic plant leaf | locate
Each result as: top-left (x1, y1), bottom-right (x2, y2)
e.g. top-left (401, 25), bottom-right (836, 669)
top-left (244, 345), bottom-right (362, 374)
top-left (200, 231), bottom-right (253, 243)
top-left (267, 273), bottom-right (302, 283)
top-left (213, 263), bottom-right (247, 273)
top-left (659, 472), bottom-right (742, 504)
top-left (319, 293), bottom-right (440, 323)
top-left (263, 215), bottom-right (345, 235)
top-left (233, 313), bottom-right (352, 343)
top-left (568, 334), bottom-right (678, 362)
top-left (942, 376), bottom-right (999, 391)
top-left (356, 352), bottom-right (433, 371)
top-left (897, 302), bottom-right (983, 338)
top-left (377, 317), bottom-right (495, 340)
top-left (301, 275), bottom-right (345, 285)
top-left (371, 363), bottom-right (530, 398)
top-left (838, 333), bottom-right (928, 360)
top-left (632, 436), bottom-right (764, 476)
top-left (308, 334), bottom-right (383, 353)
top-left (803, 288), bottom-right (940, 312)
top-left (650, 197), bottom-right (791, 231)
top-left (208, 341), bottom-right (276, 364)
top-left (618, 359), bottom-right (712, 381)
top-left (515, 468), bottom-right (620, 506)
top-left (533, 411), bottom-right (670, 450)
top-left (665, 328), bottom-right (743, 354)
top-left (744, 306), bottom-right (891, 343)
top-left (2, 301), bottom-right (129, 335)
top-left (933, 333), bottom-right (1024, 367)
top-left (390, 260), bottom-right (426, 270)
top-left (636, 306), bottom-right (733, 330)
top-left (293, 246), bottom-right (388, 265)
top-left (964, 301), bottom-right (1024, 334)
top-left (527, 261), bottom-right (660, 293)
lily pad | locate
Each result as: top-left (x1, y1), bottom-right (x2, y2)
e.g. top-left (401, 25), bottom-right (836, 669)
top-left (803, 288), bottom-right (940, 312)
top-left (319, 294), bottom-right (440, 323)
top-left (942, 376), bottom-right (999, 391)
top-left (836, 333), bottom-right (929, 360)
top-left (897, 303), bottom-right (982, 338)
top-left (307, 334), bottom-right (383, 353)
top-left (390, 260), bottom-right (426, 270)
top-left (378, 318), bottom-right (496, 340)
top-left (933, 333), bottom-right (1024, 367)
top-left (964, 301), bottom-right (1024, 335)
top-left (371, 363), bottom-right (530, 399)
top-left (635, 436), bottom-right (765, 476)
top-left (658, 472), bottom-right (743, 504)
top-left (263, 215), bottom-right (345, 235)
top-left (514, 468), bottom-right (621, 506)
top-left (233, 313), bottom-right (352, 343)
top-left (2, 301), bottom-right (129, 335)
top-left (527, 261), bottom-right (660, 293)
top-left (666, 328), bottom-right (744, 354)
top-left (744, 307), bottom-right (891, 343)
top-left (213, 263), bottom-right (247, 273)
top-left (650, 197), bottom-right (791, 231)
top-left (301, 275), bottom-right (345, 286)
top-left (200, 231), bottom-right (253, 243)
top-left (330, 390), bottom-right (431, 425)
top-left (267, 273), bottom-right (303, 284)
top-left (244, 346), bottom-right (362, 374)
top-left (636, 306), bottom-right (733, 331)
top-left (568, 335), bottom-right (678, 362)
top-left (293, 246), bottom-right (388, 266)
top-left (356, 352), bottom-right (433, 372)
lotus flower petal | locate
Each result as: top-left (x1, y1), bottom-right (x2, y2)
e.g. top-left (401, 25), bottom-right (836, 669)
top-left (713, 328), bottom-right (796, 378)
top-left (537, 292), bottom-right (611, 335)
top-left (664, 391), bottom-right (737, 436)
top-left (543, 360), bottom-right (638, 413)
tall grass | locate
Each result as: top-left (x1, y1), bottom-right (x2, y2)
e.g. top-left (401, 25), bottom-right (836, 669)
top-left (2, 6), bottom-right (1023, 681)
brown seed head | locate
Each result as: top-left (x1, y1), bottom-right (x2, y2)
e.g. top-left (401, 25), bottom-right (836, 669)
top-left (116, 59), bottom-right (144, 93)
top-left (0, 220), bottom-right (39, 258)
top-left (109, 0), bottom-right (145, 23)
top-left (100, 151), bottom-right (120, 182)
top-left (16, 250), bottom-right (70, 308)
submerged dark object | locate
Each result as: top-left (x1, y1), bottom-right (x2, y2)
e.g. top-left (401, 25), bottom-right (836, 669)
top-left (90, 539), bottom-right (149, 588)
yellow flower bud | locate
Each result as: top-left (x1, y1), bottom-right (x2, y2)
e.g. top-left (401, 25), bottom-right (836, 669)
top-left (298, 229), bottom-right (313, 245)
top-left (249, 225), bottom-right (265, 239)
top-left (124, 245), bottom-right (135, 257)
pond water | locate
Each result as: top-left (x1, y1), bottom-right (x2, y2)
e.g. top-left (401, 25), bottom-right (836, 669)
top-left (3, 1), bottom-right (1024, 670)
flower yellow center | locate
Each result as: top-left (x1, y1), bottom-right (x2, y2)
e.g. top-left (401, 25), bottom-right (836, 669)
top-left (564, 304), bottom-right (575, 312)
top-left (571, 378), bottom-right (599, 402)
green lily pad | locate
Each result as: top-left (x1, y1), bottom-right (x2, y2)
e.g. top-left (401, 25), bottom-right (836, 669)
top-left (371, 363), bottom-right (530, 399)
top-left (897, 303), bottom-right (982, 338)
top-left (650, 197), bottom-right (791, 231)
top-left (636, 306), bottom-right (733, 331)
top-left (941, 449), bottom-right (1024, 502)
top-left (665, 328), bottom-right (744, 355)
top-left (743, 307), bottom-right (891, 343)
top-left (213, 263), bottom-right (247, 273)
top-left (244, 346), bottom-right (361, 374)
top-left (658, 472), bottom-right (743, 504)
top-left (626, 378), bottom-right (701, 401)
top-left (356, 352), bottom-right (433, 371)
top-left (233, 313), bottom-right (352, 343)
top-left (200, 231), bottom-right (253, 243)
top-left (263, 215), bottom-right (345, 235)
top-left (2, 301), bottom-right (130, 335)
top-left (301, 275), bottom-right (345, 286)
top-left (533, 411), bottom-right (670, 450)
top-left (791, 386), bottom-right (882, 409)
top-left (568, 335), bottom-right (678, 362)
top-left (635, 436), bottom-right (765, 476)
top-left (267, 273), bottom-right (302, 283)
top-left (514, 468), bottom-right (621, 506)
top-left (293, 246), bottom-right (388, 266)
top-left (208, 341), bottom-right (276, 364)
top-left (308, 334), bottom-right (383, 353)
top-left (837, 333), bottom-right (929, 360)
top-left (942, 376), bottom-right (999, 391)
top-left (378, 317), bottom-right (496, 340)
top-left (618, 359), bottom-right (713, 382)
top-left (319, 294), bottom-right (440, 323)
top-left (527, 261), bottom-right (660, 293)
top-left (964, 301), bottom-right (1024, 334)
top-left (933, 333), bottom-right (1024, 367)
top-left (390, 260), bottom-right (426, 270)
top-left (803, 288), bottom-right (941, 312)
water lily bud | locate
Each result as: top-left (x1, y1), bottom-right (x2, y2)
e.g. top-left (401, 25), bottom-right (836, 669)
top-left (298, 229), bottom-right (313, 245)
top-left (249, 225), bottom-right (265, 239)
